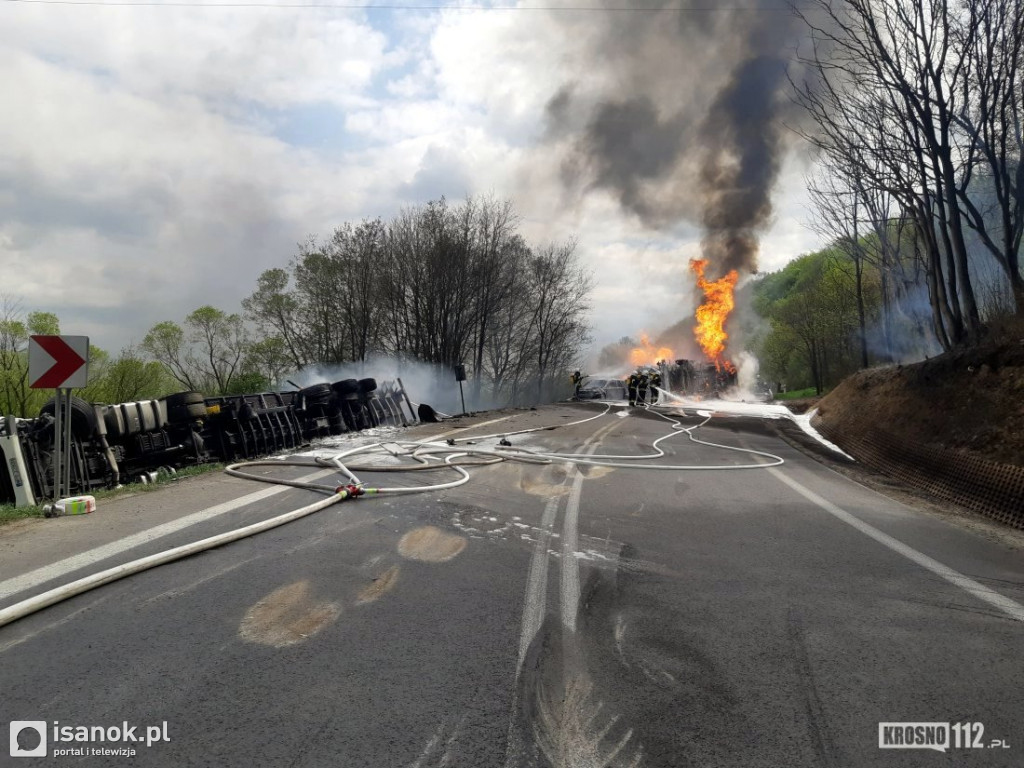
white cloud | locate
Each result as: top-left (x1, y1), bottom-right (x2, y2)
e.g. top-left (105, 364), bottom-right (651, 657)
top-left (2, 5), bottom-right (392, 109)
top-left (0, 1), bottom-right (824, 364)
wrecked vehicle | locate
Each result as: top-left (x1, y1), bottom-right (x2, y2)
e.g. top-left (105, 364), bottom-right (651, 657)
top-left (0, 379), bottom-right (416, 508)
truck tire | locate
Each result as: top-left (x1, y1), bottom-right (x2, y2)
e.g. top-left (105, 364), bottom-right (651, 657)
top-left (164, 391), bottom-right (205, 408)
top-left (300, 383), bottom-right (332, 406)
top-left (41, 395), bottom-right (98, 440)
top-left (166, 403), bottom-right (208, 423)
top-left (358, 378), bottom-right (377, 393)
top-left (331, 379), bottom-right (360, 396)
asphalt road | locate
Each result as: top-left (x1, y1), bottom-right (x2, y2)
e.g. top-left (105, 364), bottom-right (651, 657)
top-left (1, 403), bottom-right (1022, 767)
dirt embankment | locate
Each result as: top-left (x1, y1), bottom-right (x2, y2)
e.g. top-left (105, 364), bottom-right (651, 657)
top-left (813, 340), bottom-right (1024, 467)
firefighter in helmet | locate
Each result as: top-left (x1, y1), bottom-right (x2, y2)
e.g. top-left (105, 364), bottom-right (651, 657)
top-left (648, 367), bottom-right (662, 404)
top-left (627, 369), bottom-right (640, 406)
top-left (636, 368), bottom-right (649, 406)
top-left (570, 370), bottom-right (583, 400)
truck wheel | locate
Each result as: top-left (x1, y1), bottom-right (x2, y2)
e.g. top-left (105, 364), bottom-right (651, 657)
top-left (331, 379), bottom-right (360, 396)
top-left (40, 395), bottom-right (98, 440)
top-left (167, 403), bottom-right (208, 423)
top-left (300, 383), bottom-right (332, 406)
top-left (164, 391), bottom-right (205, 408)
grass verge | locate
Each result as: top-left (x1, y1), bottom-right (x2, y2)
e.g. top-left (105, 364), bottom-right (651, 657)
top-left (0, 462), bottom-right (224, 527)
top-left (775, 387), bottom-right (823, 400)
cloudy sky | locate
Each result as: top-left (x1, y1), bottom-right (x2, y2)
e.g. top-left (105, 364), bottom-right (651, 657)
top-left (0, 0), bottom-right (825, 361)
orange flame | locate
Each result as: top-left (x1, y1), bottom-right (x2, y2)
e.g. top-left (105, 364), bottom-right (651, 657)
top-left (690, 258), bottom-right (738, 370)
top-left (629, 334), bottom-right (673, 368)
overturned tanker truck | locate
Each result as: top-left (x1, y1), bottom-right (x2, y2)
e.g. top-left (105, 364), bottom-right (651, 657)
top-left (0, 378), bottom-right (417, 508)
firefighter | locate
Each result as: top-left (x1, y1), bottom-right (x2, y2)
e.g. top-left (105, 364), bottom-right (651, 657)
top-left (648, 367), bottom-right (661, 404)
top-left (627, 369), bottom-right (639, 406)
top-left (570, 370), bottom-right (583, 400)
top-left (636, 369), bottom-right (649, 406)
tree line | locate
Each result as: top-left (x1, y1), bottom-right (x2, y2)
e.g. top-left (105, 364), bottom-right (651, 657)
top-left (747, 243), bottom-right (884, 395)
top-left (236, 196), bottom-right (591, 404)
top-left (1, 197), bottom-right (591, 417)
top-left (0, 296), bottom-right (176, 417)
top-left (791, 0), bottom-right (1023, 355)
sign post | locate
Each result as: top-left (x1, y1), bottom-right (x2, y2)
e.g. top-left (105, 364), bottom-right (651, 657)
top-left (454, 364), bottom-right (467, 416)
top-left (28, 335), bottom-right (89, 500)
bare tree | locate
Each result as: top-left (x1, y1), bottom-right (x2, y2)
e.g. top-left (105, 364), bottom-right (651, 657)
top-left (954, 0), bottom-right (1024, 312)
top-left (793, 0), bottom-right (996, 346)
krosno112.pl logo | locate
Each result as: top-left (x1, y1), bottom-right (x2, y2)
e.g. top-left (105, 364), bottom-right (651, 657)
top-left (879, 722), bottom-right (1010, 752)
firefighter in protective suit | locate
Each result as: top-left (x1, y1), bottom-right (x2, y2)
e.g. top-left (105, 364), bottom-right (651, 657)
top-left (627, 370), bottom-right (640, 406)
top-left (636, 369), bottom-right (649, 406)
top-left (648, 367), bottom-right (662, 404)
top-left (570, 370), bottom-right (583, 400)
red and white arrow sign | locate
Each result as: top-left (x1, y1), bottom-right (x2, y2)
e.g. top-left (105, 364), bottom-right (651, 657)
top-left (28, 335), bottom-right (89, 389)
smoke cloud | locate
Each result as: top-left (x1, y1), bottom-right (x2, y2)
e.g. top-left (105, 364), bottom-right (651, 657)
top-left (543, 0), bottom-right (814, 279)
top-left (292, 355), bottom-right (567, 414)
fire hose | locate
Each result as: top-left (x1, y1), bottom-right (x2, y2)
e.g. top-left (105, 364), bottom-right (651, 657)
top-left (0, 402), bottom-right (783, 630)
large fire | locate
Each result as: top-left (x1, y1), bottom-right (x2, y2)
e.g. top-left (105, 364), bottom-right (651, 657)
top-left (690, 258), bottom-right (738, 372)
top-left (629, 334), bottom-right (673, 368)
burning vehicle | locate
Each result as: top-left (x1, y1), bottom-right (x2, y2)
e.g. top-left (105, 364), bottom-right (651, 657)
top-left (576, 377), bottom-right (629, 400)
top-left (0, 379), bottom-right (416, 508)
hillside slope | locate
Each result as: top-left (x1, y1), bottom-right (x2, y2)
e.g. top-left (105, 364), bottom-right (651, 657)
top-left (812, 341), bottom-right (1024, 467)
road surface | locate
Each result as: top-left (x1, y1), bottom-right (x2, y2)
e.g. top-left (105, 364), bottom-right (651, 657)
top-left (1, 403), bottom-right (1022, 766)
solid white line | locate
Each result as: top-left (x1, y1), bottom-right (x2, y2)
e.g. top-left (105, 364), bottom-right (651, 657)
top-left (0, 469), bottom-right (335, 603)
top-left (768, 468), bottom-right (1024, 622)
top-left (560, 420), bottom-right (618, 632)
top-left (517, 493), bottom-right (562, 667)
top-left (561, 470), bottom-right (586, 632)
top-left (514, 418), bottom-right (617, 668)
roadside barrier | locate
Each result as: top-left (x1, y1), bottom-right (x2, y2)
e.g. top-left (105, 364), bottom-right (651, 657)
top-left (814, 421), bottom-right (1024, 529)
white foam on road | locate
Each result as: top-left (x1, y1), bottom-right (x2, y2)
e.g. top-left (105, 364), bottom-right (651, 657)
top-left (656, 391), bottom-right (853, 459)
top-left (792, 409), bottom-right (854, 460)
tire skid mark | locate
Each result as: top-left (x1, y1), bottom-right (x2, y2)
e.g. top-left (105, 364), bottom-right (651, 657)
top-left (517, 618), bottom-right (645, 768)
top-left (787, 608), bottom-right (841, 767)
top-left (408, 714), bottom-right (468, 768)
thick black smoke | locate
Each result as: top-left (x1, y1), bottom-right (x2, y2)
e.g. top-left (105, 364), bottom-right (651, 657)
top-left (544, 0), bottom-right (813, 279)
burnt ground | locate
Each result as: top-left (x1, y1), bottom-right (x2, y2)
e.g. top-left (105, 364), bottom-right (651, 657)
top-left (813, 337), bottom-right (1024, 467)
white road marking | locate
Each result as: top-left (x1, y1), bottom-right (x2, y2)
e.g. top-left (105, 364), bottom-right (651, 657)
top-left (518, 493), bottom-right (562, 668)
top-left (515, 418), bottom-right (616, 668)
top-left (561, 421), bottom-right (618, 632)
top-left (769, 468), bottom-right (1024, 622)
top-left (431, 416), bottom-right (513, 441)
top-left (561, 471), bottom-right (586, 632)
top-left (0, 469), bottom-right (335, 602)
